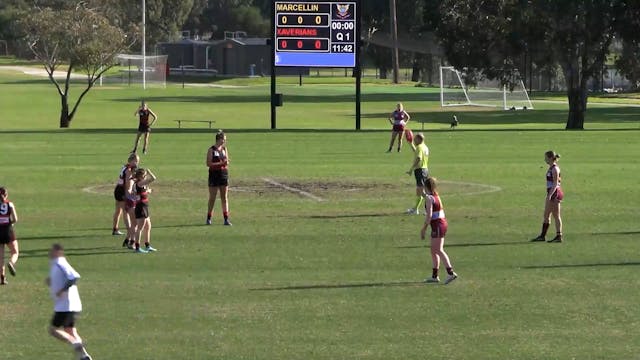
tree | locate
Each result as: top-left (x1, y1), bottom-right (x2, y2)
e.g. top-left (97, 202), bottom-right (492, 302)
top-left (437, 0), bottom-right (627, 129)
top-left (21, 4), bottom-right (131, 127)
top-left (183, 0), bottom-right (269, 39)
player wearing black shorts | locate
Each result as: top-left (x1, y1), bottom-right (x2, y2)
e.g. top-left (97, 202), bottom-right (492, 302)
top-left (206, 130), bottom-right (232, 226)
top-left (406, 133), bottom-right (430, 215)
top-left (0, 187), bottom-right (19, 285)
top-left (132, 100), bottom-right (158, 154)
top-left (112, 153), bottom-right (139, 237)
top-left (132, 168), bottom-right (157, 253)
top-left (46, 244), bottom-right (92, 360)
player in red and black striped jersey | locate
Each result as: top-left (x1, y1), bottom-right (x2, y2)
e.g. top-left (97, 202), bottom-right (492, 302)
top-left (206, 130), bottom-right (232, 226)
top-left (0, 187), bottom-right (19, 285)
top-left (131, 168), bottom-right (157, 253)
top-left (531, 150), bottom-right (564, 243)
top-left (420, 178), bottom-right (457, 285)
top-left (112, 153), bottom-right (139, 237)
top-left (132, 100), bottom-right (158, 154)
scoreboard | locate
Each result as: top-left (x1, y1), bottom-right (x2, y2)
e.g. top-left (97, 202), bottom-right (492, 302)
top-left (274, 1), bottom-right (358, 68)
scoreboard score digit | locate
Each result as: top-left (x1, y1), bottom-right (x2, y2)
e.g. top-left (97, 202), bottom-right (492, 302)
top-left (274, 1), bottom-right (358, 68)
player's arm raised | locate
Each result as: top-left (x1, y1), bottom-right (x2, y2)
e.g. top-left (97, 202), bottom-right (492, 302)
top-left (139, 169), bottom-right (157, 186)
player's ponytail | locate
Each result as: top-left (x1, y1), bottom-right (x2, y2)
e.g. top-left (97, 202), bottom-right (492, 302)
top-left (545, 150), bottom-right (560, 161)
top-left (425, 177), bottom-right (437, 193)
top-left (0, 187), bottom-right (6, 198)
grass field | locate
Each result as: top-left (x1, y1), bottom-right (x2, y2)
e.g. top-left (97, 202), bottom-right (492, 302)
top-left (0, 67), bottom-right (639, 360)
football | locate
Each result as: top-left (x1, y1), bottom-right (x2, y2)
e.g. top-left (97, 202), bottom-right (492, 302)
top-left (405, 129), bottom-right (414, 142)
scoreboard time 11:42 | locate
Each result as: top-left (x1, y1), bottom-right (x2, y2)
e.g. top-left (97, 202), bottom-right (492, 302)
top-left (274, 1), bottom-right (357, 68)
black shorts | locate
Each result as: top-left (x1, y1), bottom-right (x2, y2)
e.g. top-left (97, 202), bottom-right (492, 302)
top-left (51, 312), bottom-right (78, 328)
top-left (114, 185), bottom-right (126, 202)
top-left (138, 124), bottom-right (150, 133)
top-left (135, 202), bottom-right (149, 219)
top-left (414, 168), bottom-right (429, 187)
top-left (208, 170), bottom-right (229, 187)
top-left (0, 225), bottom-right (16, 245)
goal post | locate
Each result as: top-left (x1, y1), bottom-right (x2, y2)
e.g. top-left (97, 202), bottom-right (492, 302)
top-left (98, 54), bottom-right (168, 87)
top-left (439, 66), bottom-right (533, 110)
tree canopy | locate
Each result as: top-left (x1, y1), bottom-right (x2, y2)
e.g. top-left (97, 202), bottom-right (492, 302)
top-left (21, 3), bottom-right (131, 127)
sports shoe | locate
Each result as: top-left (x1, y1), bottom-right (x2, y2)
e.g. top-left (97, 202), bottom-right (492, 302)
top-left (143, 148), bottom-right (148, 155)
top-left (406, 208), bottom-right (419, 215)
top-left (7, 262), bottom-right (16, 277)
top-left (0, 278), bottom-right (6, 285)
top-left (145, 245), bottom-right (157, 252)
top-left (81, 356), bottom-right (93, 360)
top-left (530, 236), bottom-right (545, 242)
top-left (386, 149), bottom-right (392, 153)
top-left (224, 219), bottom-right (233, 226)
top-left (135, 248), bottom-right (148, 254)
top-left (112, 229), bottom-right (124, 236)
top-left (548, 235), bottom-right (563, 243)
top-left (424, 277), bottom-right (440, 283)
top-left (122, 238), bottom-right (129, 247)
top-left (206, 218), bottom-right (212, 225)
top-left (445, 272), bottom-right (458, 285)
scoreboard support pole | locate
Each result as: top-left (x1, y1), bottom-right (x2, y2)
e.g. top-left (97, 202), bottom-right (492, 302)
top-left (270, 2), bottom-right (277, 130)
top-left (355, 0), bottom-right (362, 130)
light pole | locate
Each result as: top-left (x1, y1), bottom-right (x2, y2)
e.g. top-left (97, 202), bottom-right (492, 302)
top-left (142, 0), bottom-right (146, 90)
top-left (389, 0), bottom-right (399, 84)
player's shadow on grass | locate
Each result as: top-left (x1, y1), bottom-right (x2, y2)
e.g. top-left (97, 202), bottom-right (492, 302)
top-left (250, 281), bottom-right (424, 291)
top-left (397, 241), bottom-right (530, 249)
top-left (591, 231), bottom-right (640, 236)
top-left (20, 246), bottom-right (129, 258)
top-left (303, 213), bottom-right (399, 219)
top-left (523, 261), bottom-right (640, 269)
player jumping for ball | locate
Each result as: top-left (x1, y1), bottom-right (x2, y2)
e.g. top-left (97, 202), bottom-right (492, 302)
top-left (0, 187), bottom-right (19, 285)
top-left (387, 103), bottom-right (411, 153)
top-left (132, 100), bottom-right (158, 154)
top-left (531, 150), bottom-right (564, 243)
top-left (421, 177), bottom-right (458, 284)
top-left (406, 133), bottom-right (429, 215)
top-left (112, 153), bottom-right (139, 237)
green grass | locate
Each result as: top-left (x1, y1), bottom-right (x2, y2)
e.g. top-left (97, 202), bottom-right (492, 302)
top-left (0, 69), bottom-right (639, 360)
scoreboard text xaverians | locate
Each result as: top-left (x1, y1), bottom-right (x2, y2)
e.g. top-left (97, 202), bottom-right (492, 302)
top-left (274, 1), bottom-right (358, 67)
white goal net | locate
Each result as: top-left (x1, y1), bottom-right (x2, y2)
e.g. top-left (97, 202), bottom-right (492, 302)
top-left (440, 66), bottom-right (533, 110)
top-left (99, 54), bottom-right (168, 87)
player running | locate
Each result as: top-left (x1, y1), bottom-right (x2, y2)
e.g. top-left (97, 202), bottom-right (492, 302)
top-left (206, 130), bottom-right (232, 226)
top-left (46, 243), bottom-right (92, 360)
top-left (421, 177), bottom-right (458, 284)
top-left (406, 133), bottom-right (429, 215)
top-left (387, 103), bottom-right (411, 153)
top-left (531, 150), bottom-right (564, 243)
top-left (0, 187), bottom-right (19, 285)
top-left (112, 153), bottom-right (139, 236)
top-left (132, 100), bottom-right (158, 154)
top-left (132, 168), bottom-right (157, 253)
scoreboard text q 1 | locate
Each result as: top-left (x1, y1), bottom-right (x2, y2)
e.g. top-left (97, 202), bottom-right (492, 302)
top-left (274, 1), bottom-right (358, 68)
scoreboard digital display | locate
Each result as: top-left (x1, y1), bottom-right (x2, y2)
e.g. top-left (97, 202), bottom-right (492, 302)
top-left (274, 1), bottom-right (358, 67)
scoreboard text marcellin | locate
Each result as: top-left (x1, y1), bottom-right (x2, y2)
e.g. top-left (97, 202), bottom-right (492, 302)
top-left (274, 1), bottom-right (358, 67)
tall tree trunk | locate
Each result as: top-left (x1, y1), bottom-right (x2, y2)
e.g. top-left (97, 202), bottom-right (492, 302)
top-left (564, 64), bottom-right (586, 130)
top-left (411, 58), bottom-right (420, 82)
top-left (59, 94), bottom-right (71, 128)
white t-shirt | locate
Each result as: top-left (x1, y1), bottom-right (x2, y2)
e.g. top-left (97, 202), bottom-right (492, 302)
top-left (49, 257), bottom-right (82, 312)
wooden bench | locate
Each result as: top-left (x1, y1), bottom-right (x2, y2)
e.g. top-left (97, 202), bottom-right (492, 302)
top-left (175, 120), bottom-right (216, 129)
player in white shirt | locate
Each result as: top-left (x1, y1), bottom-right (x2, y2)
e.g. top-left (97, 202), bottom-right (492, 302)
top-left (46, 244), bottom-right (92, 360)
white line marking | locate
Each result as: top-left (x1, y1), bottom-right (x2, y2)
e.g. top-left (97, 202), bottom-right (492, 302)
top-left (82, 185), bottom-right (105, 195)
top-left (439, 180), bottom-right (503, 196)
top-left (262, 178), bottom-right (326, 202)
